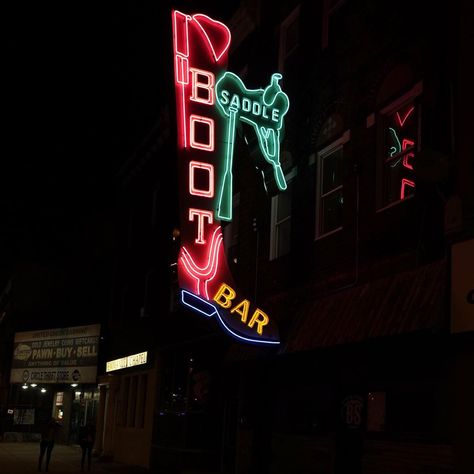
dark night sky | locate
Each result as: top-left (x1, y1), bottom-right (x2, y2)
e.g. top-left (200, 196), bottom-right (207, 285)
top-left (2, 2), bottom-right (240, 321)
top-left (3, 3), bottom-right (172, 292)
top-left (4, 0), bottom-right (240, 188)
top-left (4, 3), bottom-right (170, 193)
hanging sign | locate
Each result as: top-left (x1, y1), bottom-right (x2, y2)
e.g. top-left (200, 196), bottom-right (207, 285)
top-left (172, 10), bottom-right (290, 345)
top-left (10, 324), bottom-right (100, 384)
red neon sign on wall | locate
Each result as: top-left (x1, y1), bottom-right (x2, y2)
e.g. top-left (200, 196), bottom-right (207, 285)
top-left (172, 10), bottom-right (281, 345)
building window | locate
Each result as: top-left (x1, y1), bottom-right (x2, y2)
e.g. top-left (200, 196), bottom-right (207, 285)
top-left (316, 131), bottom-right (349, 238)
top-left (118, 376), bottom-right (130, 426)
top-left (118, 374), bottom-right (148, 428)
top-left (367, 391), bottom-right (386, 432)
top-left (377, 83), bottom-right (421, 210)
top-left (127, 376), bottom-right (138, 426)
top-left (136, 375), bottom-right (147, 428)
top-left (279, 5), bottom-right (300, 72)
top-left (270, 168), bottom-right (296, 260)
top-left (322, 0), bottom-right (346, 49)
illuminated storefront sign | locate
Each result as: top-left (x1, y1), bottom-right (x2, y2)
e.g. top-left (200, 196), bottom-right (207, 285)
top-left (106, 352), bottom-right (148, 373)
top-left (10, 324), bottom-right (100, 384)
top-left (385, 104), bottom-right (416, 202)
top-left (172, 10), bottom-right (290, 345)
top-left (215, 72), bottom-right (289, 220)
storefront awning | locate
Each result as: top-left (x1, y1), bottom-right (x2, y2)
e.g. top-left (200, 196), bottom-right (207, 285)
top-left (281, 260), bottom-right (447, 353)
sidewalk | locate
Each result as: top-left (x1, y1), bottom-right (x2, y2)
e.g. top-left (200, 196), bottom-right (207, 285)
top-left (0, 442), bottom-right (160, 474)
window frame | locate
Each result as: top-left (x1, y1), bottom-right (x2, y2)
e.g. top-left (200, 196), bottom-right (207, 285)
top-left (315, 130), bottom-right (350, 240)
top-left (278, 5), bottom-right (301, 73)
top-left (118, 373), bottom-right (148, 429)
top-left (269, 167), bottom-right (297, 261)
top-left (321, 0), bottom-right (346, 49)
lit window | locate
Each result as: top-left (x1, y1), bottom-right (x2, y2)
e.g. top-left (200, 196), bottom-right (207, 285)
top-left (270, 168), bottom-right (296, 260)
top-left (377, 85), bottom-right (421, 210)
top-left (316, 131), bottom-right (349, 238)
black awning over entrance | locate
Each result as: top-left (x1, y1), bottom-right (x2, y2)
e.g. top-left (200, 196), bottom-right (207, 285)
top-left (282, 260), bottom-right (446, 353)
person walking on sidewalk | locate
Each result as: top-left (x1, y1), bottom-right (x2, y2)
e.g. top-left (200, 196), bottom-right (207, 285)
top-left (78, 422), bottom-right (96, 471)
top-left (38, 417), bottom-right (61, 472)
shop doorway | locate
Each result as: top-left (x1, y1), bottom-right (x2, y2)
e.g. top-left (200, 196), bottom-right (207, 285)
top-left (70, 388), bottom-right (99, 444)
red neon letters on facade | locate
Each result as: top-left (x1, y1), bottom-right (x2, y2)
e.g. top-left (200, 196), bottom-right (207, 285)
top-left (388, 104), bottom-right (416, 201)
top-left (400, 178), bottom-right (415, 200)
top-left (180, 226), bottom-right (224, 299)
top-left (190, 68), bottom-right (215, 105)
top-left (396, 105), bottom-right (415, 128)
top-left (189, 161), bottom-right (215, 198)
top-left (189, 115), bottom-right (215, 151)
top-left (172, 10), bottom-right (280, 344)
top-left (172, 9), bottom-right (230, 299)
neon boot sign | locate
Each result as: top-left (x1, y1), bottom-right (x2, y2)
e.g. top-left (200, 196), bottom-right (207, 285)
top-left (172, 10), bottom-right (290, 345)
